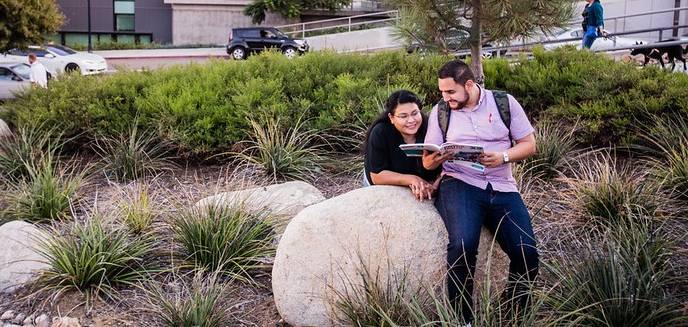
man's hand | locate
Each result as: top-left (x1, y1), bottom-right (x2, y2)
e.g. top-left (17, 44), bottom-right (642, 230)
top-left (422, 150), bottom-right (452, 170)
top-left (479, 151), bottom-right (504, 168)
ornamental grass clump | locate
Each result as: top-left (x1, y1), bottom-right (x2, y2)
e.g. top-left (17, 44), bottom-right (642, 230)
top-left (520, 121), bottom-right (579, 180)
top-left (119, 183), bottom-right (156, 234)
top-left (0, 125), bottom-right (62, 184)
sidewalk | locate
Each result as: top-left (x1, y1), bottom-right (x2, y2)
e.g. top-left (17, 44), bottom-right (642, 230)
top-left (94, 47), bottom-right (228, 60)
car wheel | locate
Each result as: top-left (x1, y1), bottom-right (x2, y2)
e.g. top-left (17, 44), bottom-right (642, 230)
top-left (231, 47), bottom-right (246, 60)
top-left (283, 46), bottom-right (298, 59)
top-left (65, 63), bottom-right (80, 74)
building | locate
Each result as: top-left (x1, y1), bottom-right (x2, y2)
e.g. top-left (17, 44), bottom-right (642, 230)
top-left (56, 0), bottom-right (173, 45)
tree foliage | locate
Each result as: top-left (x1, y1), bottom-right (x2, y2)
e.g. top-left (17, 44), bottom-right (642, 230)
top-left (392, 0), bottom-right (576, 83)
top-left (245, 0), bottom-right (352, 24)
top-left (0, 0), bottom-right (64, 53)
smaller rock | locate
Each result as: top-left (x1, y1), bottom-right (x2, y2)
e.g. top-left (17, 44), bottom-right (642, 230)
top-left (34, 315), bottom-right (49, 327)
top-left (3, 324), bottom-right (22, 327)
top-left (22, 315), bottom-right (34, 325)
top-left (1, 311), bottom-right (15, 320)
top-left (12, 314), bottom-right (25, 325)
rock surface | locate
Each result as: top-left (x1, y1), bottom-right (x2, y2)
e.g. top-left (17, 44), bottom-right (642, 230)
top-left (0, 221), bottom-right (49, 294)
top-left (195, 181), bottom-right (326, 235)
top-left (272, 186), bottom-right (449, 327)
top-left (0, 119), bottom-right (10, 138)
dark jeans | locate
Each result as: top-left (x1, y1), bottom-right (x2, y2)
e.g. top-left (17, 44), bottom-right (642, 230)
top-left (435, 176), bottom-right (539, 323)
top-left (582, 25), bottom-right (598, 49)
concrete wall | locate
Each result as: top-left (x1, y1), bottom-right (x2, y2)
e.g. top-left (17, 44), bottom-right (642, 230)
top-left (165, 0), bottom-right (292, 45)
top-left (305, 26), bottom-right (401, 52)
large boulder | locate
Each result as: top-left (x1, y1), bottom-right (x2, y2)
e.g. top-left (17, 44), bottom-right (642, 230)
top-left (0, 118), bottom-right (10, 138)
top-left (272, 186), bottom-right (449, 327)
top-left (0, 221), bottom-right (50, 293)
top-left (195, 181), bottom-right (326, 234)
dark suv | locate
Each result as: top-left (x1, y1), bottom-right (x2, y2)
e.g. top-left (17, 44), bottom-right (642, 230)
top-left (227, 27), bottom-right (309, 60)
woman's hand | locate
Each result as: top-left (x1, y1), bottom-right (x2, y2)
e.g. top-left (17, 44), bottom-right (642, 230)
top-left (407, 175), bottom-right (435, 201)
top-left (422, 150), bottom-right (452, 170)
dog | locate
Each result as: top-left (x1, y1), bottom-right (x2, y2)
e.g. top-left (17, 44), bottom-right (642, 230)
top-left (630, 40), bottom-right (687, 71)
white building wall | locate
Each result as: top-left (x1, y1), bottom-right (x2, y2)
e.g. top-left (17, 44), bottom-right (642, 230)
top-left (577, 0), bottom-right (685, 41)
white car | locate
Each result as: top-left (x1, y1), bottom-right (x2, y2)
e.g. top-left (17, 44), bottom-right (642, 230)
top-left (543, 27), bottom-right (645, 52)
top-left (1, 45), bottom-right (107, 76)
top-left (0, 62), bottom-right (32, 99)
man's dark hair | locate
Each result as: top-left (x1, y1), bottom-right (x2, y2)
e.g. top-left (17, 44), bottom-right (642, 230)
top-left (438, 60), bottom-right (475, 85)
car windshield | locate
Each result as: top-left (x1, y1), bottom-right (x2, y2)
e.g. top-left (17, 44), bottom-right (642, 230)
top-left (46, 45), bottom-right (77, 56)
top-left (11, 64), bottom-right (30, 79)
top-left (272, 29), bottom-right (288, 38)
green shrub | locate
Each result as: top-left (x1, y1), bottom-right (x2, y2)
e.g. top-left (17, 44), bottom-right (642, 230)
top-left (5, 49), bottom-right (687, 157)
top-left (521, 121), bottom-right (579, 179)
top-left (3, 156), bottom-right (84, 222)
top-left (36, 216), bottom-right (155, 305)
top-left (92, 122), bottom-right (175, 182)
top-left (235, 117), bottom-right (327, 181)
top-left (545, 218), bottom-right (687, 327)
top-left (144, 272), bottom-right (232, 327)
top-left (172, 202), bottom-right (275, 284)
top-left (0, 125), bottom-right (62, 183)
top-left (564, 152), bottom-right (666, 227)
top-left (119, 183), bottom-right (156, 234)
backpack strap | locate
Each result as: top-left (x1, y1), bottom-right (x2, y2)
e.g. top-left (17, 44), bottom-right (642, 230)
top-left (437, 100), bottom-right (451, 141)
top-left (492, 90), bottom-right (513, 145)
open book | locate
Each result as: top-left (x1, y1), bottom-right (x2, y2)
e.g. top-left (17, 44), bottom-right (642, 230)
top-left (399, 142), bottom-right (485, 172)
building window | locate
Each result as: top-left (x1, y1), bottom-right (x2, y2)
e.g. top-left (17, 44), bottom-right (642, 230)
top-left (114, 0), bottom-right (135, 31)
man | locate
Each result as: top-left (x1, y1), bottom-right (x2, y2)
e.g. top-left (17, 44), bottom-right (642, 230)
top-left (422, 60), bottom-right (539, 324)
top-left (581, 0), bottom-right (605, 49)
top-left (28, 53), bottom-right (48, 88)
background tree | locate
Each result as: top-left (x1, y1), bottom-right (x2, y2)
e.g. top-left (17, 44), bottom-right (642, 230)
top-left (0, 0), bottom-right (64, 53)
top-left (393, 0), bottom-right (576, 84)
top-left (245, 0), bottom-right (352, 24)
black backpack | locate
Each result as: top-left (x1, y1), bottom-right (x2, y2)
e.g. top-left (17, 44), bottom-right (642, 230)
top-left (437, 90), bottom-right (512, 144)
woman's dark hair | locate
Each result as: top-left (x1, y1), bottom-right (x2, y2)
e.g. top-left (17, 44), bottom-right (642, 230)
top-left (362, 90), bottom-right (426, 153)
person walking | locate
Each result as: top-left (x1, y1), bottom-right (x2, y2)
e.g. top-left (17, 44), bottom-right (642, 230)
top-left (28, 53), bottom-right (48, 88)
top-left (581, 0), bottom-right (605, 49)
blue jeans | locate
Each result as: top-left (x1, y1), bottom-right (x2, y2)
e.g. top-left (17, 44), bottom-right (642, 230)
top-left (582, 25), bottom-right (598, 49)
top-left (435, 177), bottom-right (539, 322)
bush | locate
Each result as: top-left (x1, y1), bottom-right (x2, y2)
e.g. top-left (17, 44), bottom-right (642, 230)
top-left (119, 183), bottom-right (156, 234)
top-left (3, 156), bottom-right (85, 222)
top-left (545, 218), bottom-right (687, 326)
top-left (36, 216), bottom-right (155, 304)
top-left (143, 272), bottom-right (233, 327)
top-left (172, 202), bottom-right (275, 284)
top-left (563, 152), bottom-right (667, 227)
top-left (5, 49), bottom-right (687, 157)
top-left (93, 122), bottom-right (175, 182)
top-left (0, 125), bottom-right (62, 184)
top-left (521, 120), bottom-right (579, 180)
top-left (234, 117), bottom-right (327, 181)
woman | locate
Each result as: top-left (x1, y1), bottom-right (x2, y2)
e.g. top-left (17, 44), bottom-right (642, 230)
top-left (363, 90), bottom-right (441, 200)
top-left (581, 0), bottom-right (605, 49)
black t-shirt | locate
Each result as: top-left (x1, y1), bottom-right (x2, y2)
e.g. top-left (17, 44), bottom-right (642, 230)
top-left (364, 122), bottom-right (441, 185)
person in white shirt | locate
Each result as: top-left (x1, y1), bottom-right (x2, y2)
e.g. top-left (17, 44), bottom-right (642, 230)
top-left (28, 53), bottom-right (48, 88)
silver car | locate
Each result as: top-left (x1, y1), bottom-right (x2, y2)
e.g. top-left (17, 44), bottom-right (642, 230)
top-left (0, 62), bottom-right (34, 99)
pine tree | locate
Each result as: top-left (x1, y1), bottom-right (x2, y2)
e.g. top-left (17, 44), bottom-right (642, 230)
top-left (393, 0), bottom-right (576, 84)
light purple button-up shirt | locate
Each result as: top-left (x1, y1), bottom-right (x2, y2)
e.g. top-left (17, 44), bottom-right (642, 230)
top-left (424, 86), bottom-right (534, 193)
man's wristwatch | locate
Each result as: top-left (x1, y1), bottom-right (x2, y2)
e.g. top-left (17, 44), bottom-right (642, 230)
top-left (502, 151), bottom-right (510, 164)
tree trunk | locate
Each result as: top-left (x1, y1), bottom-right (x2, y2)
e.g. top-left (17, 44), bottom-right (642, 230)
top-left (469, 0), bottom-right (484, 85)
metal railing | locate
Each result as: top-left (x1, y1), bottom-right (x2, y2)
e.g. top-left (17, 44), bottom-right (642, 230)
top-left (276, 10), bottom-right (399, 38)
top-left (454, 24), bottom-right (688, 57)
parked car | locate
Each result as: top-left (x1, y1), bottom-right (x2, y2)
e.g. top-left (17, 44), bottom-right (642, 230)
top-left (227, 27), bottom-right (309, 60)
top-left (1, 44), bottom-right (107, 76)
top-left (542, 27), bottom-right (645, 51)
top-left (406, 30), bottom-right (508, 58)
top-left (0, 62), bottom-right (33, 99)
